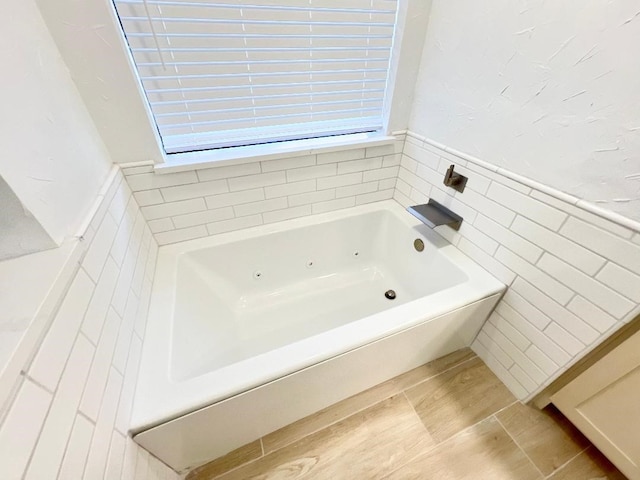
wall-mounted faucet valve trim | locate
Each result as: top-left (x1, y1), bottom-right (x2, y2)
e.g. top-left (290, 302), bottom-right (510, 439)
top-left (443, 164), bottom-right (468, 193)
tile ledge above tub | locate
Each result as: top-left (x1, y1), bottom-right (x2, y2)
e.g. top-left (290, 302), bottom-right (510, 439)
top-left (153, 132), bottom-right (399, 174)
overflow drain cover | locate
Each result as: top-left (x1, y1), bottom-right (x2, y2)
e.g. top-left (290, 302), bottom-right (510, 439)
top-left (385, 289), bottom-right (397, 300)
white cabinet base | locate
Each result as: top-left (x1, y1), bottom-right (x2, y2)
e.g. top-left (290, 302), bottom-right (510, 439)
top-left (552, 329), bottom-right (640, 480)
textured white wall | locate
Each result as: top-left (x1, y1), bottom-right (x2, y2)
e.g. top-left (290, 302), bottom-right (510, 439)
top-left (409, 0), bottom-right (640, 221)
top-left (35, 0), bottom-right (164, 165)
top-left (384, 0), bottom-right (432, 133)
top-left (0, 0), bottom-right (112, 243)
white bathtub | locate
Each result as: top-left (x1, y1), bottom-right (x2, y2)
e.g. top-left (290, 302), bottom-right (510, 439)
top-left (132, 200), bottom-right (504, 472)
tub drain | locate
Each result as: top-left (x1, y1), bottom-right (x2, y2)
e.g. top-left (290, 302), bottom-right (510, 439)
top-left (385, 289), bottom-right (397, 300)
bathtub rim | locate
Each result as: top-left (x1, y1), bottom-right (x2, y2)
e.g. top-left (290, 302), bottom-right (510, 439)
top-left (131, 200), bottom-right (505, 433)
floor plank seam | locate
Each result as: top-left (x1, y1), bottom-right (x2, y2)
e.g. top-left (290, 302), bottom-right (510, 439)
top-left (417, 401), bottom-right (521, 453)
top-left (382, 403), bottom-right (527, 479)
top-left (392, 386), bottom-right (522, 463)
top-left (260, 396), bottom-right (388, 456)
top-left (195, 352), bottom-right (480, 478)
top-left (493, 412), bottom-right (546, 479)
top-left (381, 409), bottom-right (533, 479)
top-left (541, 446), bottom-right (590, 479)
top-left (226, 354), bottom-right (481, 477)
top-left (401, 390), bottom-right (432, 439)
top-left (259, 353), bottom-right (478, 459)
top-left (493, 399), bottom-right (519, 417)
top-left (398, 353), bottom-right (480, 394)
top-left (185, 350), bottom-right (623, 480)
top-left (210, 454), bottom-right (263, 480)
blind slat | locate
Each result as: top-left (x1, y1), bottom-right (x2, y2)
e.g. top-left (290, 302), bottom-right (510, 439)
top-left (121, 17), bottom-right (396, 28)
top-left (126, 32), bottom-right (394, 38)
top-left (139, 68), bottom-right (389, 81)
top-left (132, 46), bottom-right (392, 53)
top-left (160, 107), bottom-right (382, 130)
top-left (136, 58), bottom-right (391, 67)
top-left (117, 0), bottom-right (396, 15)
top-left (151, 88), bottom-right (386, 107)
top-left (145, 78), bottom-right (387, 94)
top-left (154, 97), bottom-right (384, 119)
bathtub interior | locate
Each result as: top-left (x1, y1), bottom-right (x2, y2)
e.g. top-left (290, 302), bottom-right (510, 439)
top-left (170, 209), bottom-right (469, 382)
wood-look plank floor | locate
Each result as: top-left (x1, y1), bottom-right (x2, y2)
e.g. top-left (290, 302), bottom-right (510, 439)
top-left (186, 349), bottom-right (626, 480)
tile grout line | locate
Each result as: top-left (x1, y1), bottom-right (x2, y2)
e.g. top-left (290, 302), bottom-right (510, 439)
top-left (493, 399), bottom-right (520, 416)
top-left (258, 353), bottom-right (479, 457)
top-left (401, 390), bottom-right (431, 440)
top-left (206, 356), bottom-right (595, 480)
top-left (196, 352), bottom-right (479, 478)
top-left (494, 412), bottom-right (546, 479)
top-left (381, 399), bottom-right (524, 480)
top-left (19, 379), bottom-right (57, 480)
top-left (386, 365), bottom-right (522, 476)
top-left (541, 446), bottom-right (591, 479)
top-left (377, 391), bottom-right (442, 480)
top-left (400, 354), bottom-right (480, 394)
top-left (208, 450), bottom-right (264, 480)
top-left (259, 393), bottom-right (400, 457)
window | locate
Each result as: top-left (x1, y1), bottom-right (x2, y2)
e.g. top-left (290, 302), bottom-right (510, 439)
top-left (113, 0), bottom-right (398, 154)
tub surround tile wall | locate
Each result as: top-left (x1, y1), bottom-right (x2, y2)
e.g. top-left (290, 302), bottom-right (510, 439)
top-left (393, 133), bottom-right (640, 400)
top-left (122, 138), bottom-right (404, 245)
top-left (0, 170), bottom-right (178, 479)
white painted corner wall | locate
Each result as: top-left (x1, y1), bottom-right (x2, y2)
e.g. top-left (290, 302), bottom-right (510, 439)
top-left (1, 0), bottom-right (112, 244)
top-left (410, 0), bottom-right (640, 222)
top-left (383, 0), bottom-right (433, 133)
top-left (0, 169), bottom-right (178, 480)
top-left (34, 0), bottom-right (164, 165)
top-left (393, 134), bottom-right (640, 399)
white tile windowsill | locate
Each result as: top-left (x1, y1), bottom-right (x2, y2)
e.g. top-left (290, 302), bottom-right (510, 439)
top-left (154, 132), bottom-right (397, 175)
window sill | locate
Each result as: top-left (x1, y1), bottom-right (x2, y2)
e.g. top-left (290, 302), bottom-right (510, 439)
top-left (154, 132), bottom-right (397, 174)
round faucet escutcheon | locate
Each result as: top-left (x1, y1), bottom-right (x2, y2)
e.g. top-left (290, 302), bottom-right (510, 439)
top-left (385, 289), bottom-right (396, 300)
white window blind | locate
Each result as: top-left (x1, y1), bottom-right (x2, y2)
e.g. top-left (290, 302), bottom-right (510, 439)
top-left (113, 0), bottom-right (398, 154)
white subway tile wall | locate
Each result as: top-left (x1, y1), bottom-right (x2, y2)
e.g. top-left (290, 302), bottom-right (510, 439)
top-left (0, 170), bottom-right (178, 480)
top-left (393, 134), bottom-right (640, 399)
top-left (123, 140), bottom-right (404, 246)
